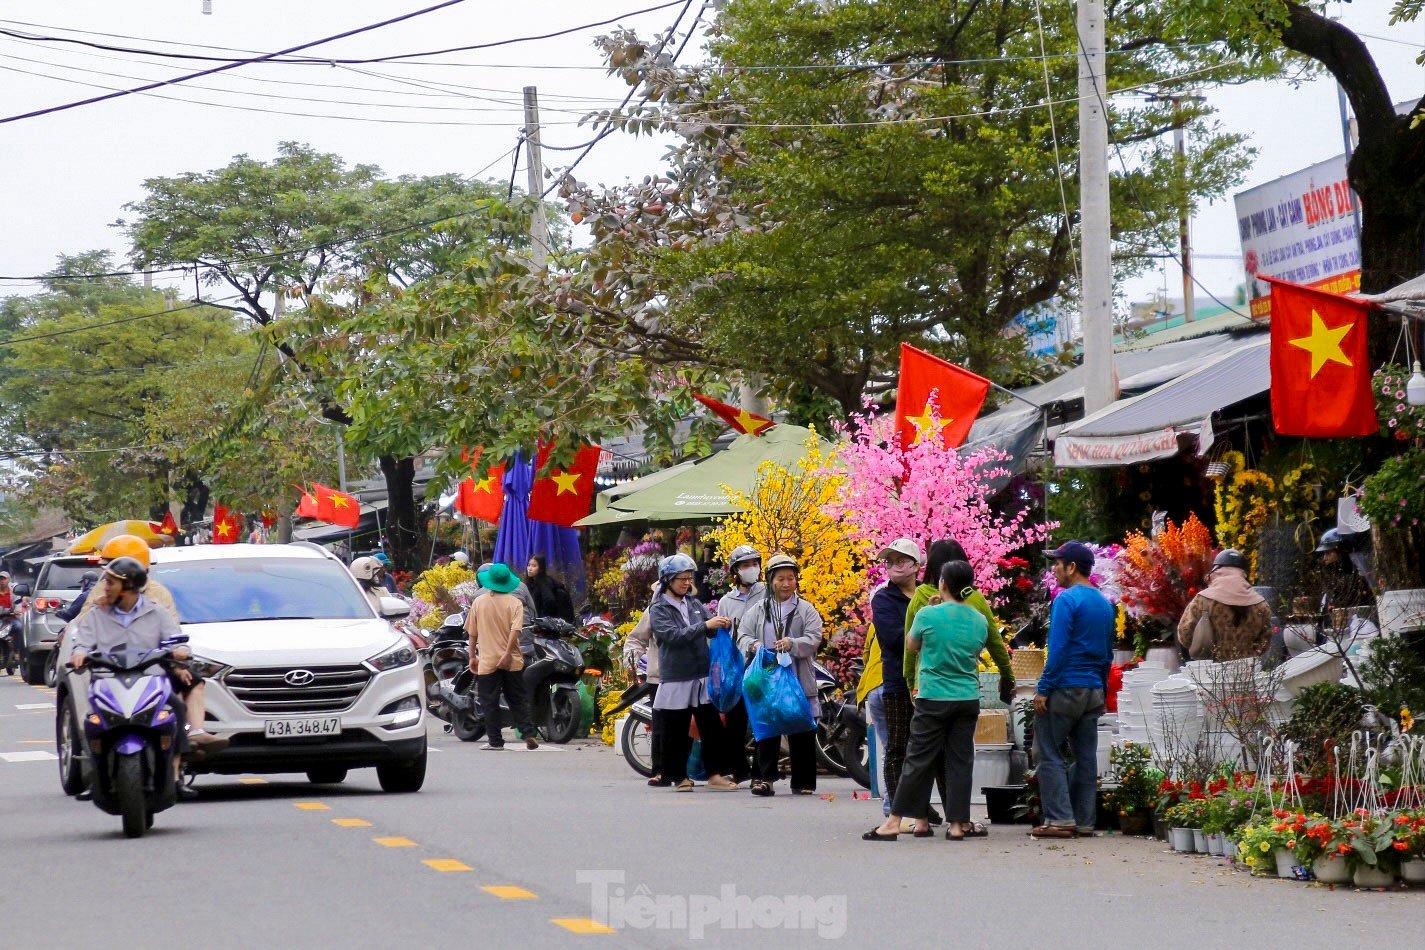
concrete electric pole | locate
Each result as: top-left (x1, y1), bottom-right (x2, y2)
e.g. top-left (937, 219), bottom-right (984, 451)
top-left (523, 85), bottom-right (551, 269)
top-left (1077, 0), bottom-right (1116, 416)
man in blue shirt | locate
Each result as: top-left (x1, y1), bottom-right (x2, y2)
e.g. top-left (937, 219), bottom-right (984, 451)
top-left (1032, 541), bottom-right (1115, 839)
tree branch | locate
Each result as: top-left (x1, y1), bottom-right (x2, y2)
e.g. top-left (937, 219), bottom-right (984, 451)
top-left (1278, 3), bottom-right (1395, 146)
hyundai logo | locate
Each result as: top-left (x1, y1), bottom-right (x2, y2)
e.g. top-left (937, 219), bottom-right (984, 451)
top-left (283, 669), bottom-right (317, 687)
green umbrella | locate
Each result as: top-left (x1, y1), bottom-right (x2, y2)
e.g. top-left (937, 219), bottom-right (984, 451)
top-left (575, 424), bottom-right (828, 526)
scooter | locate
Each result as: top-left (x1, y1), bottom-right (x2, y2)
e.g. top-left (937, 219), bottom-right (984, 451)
top-left (73, 639), bottom-right (186, 838)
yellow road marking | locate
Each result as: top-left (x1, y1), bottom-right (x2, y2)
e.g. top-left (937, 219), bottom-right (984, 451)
top-left (238, 777), bottom-right (267, 785)
top-left (551, 919), bottom-right (617, 935)
top-left (482, 885), bottom-right (536, 899)
top-left (374, 836), bottom-right (417, 848)
top-left (423, 859), bottom-right (472, 872)
top-left (332, 818), bottom-right (372, 828)
top-left (294, 801), bottom-right (330, 811)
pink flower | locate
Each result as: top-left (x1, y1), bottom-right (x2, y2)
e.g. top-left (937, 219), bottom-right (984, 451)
top-left (1390, 418), bottom-right (1399, 427)
top-left (1398, 404), bottom-right (1407, 412)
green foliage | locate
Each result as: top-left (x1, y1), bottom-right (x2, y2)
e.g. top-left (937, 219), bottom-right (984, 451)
top-left (1360, 635), bottom-right (1425, 731)
top-left (1280, 682), bottom-right (1365, 777)
top-left (1360, 448), bottom-right (1425, 528)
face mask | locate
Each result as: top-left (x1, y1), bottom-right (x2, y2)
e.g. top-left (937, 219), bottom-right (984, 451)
top-left (886, 560), bottom-right (918, 584)
top-left (737, 566), bottom-right (760, 585)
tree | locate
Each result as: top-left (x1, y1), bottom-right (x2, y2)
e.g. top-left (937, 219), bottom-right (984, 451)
top-left (121, 144), bottom-right (525, 567)
top-left (543, 0), bottom-right (1280, 414)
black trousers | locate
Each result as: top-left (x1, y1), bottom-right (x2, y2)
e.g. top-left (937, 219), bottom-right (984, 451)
top-left (647, 684), bottom-right (664, 776)
top-left (889, 698), bottom-right (979, 822)
top-left (881, 690), bottom-right (913, 809)
top-left (658, 702), bottom-right (727, 783)
top-left (753, 728), bottom-right (817, 791)
top-left (722, 699), bottom-right (751, 783)
top-left (477, 668), bottom-right (536, 744)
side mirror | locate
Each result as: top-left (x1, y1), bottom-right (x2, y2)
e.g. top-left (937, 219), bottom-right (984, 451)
top-left (380, 596), bottom-right (411, 619)
top-left (13, 583), bottom-right (31, 597)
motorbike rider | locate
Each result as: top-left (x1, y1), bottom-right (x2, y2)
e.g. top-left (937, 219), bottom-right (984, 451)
top-left (373, 553), bottom-right (399, 593)
top-left (0, 571), bottom-right (19, 669)
top-left (350, 556), bottom-right (388, 612)
top-left (55, 571), bottom-right (101, 624)
top-left (713, 545), bottom-right (764, 784)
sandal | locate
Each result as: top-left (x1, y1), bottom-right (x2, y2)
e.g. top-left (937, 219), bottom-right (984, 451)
top-left (1029, 824), bottom-right (1075, 839)
top-left (948, 821), bottom-right (989, 840)
top-left (750, 781), bottom-right (774, 797)
top-left (913, 827), bottom-right (935, 838)
top-left (861, 828), bottom-right (899, 842)
top-left (647, 775), bottom-right (671, 788)
top-left (674, 779), bottom-right (694, 792)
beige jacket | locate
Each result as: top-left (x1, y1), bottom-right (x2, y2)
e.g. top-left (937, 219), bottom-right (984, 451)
top-left (1176, 595), bottom-right (1272, 661)
top-left (466, 591), bottom-right (525, 675)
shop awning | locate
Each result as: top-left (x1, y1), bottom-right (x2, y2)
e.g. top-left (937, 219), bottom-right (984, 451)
top-left (1053, 336), bottom-right (1270, 468)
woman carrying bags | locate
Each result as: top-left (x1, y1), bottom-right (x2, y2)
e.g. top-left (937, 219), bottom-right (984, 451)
top-left (649, 554), bottom-right (737, 792)
top-left (735, 554), bottom-right (825, 797)
top-left (864, 560), bottom-right (989, 841)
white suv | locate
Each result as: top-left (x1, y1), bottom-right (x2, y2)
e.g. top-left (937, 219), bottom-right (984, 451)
top-left (56, 543), bottom-right (427, 793)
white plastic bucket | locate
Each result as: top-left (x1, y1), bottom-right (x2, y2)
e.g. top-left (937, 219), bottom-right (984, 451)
top-left (971, 743), bottom-right (1013, 804)
top-left (1379, 589), bottom-right (1425, 635)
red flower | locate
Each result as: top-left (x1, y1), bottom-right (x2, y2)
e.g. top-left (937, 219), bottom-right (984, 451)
top-left (1393, 841), bottom-right (1409, 851)
top-left (1337, 843), bottom-right (1351, 855)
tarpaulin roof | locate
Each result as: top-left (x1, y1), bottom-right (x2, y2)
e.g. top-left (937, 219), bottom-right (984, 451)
top-left (1053, 336), bottom-right (1270, 468)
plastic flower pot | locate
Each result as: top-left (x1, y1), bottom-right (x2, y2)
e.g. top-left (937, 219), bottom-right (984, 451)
top-left (1313, 857), bottom-right (1352, 885)
top-left (1401, 859), bottom-right (1425, 884)
top-left (1353, 864), bottom-right (1395, 888)
top-left (1192, 829), bottom-right (1208, 853)
top-left (1206, 833), bottom-right (1223, 856)
top-left (1169, 827), bottom-right (1194, 852)
top-left (1274, 848), bottom-right (1298, 879)
top-left (1221, 836), bottom-right (1237, 861)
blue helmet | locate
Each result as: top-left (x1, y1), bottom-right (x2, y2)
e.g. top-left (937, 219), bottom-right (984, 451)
top-left (1315, 528), bottom-right (1342, 553)
top-left (374, 553), bottom-right (392, 567)
top-left (658, 553), bottom-right (698, 587)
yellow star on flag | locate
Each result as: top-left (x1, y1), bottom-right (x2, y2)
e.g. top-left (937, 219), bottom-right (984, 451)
top-left (907, 400), bottom-right (952, 445)
top-left (327, 493), bottom-right (350, 508)
top-left (1288, 309), bottom-right (1355, 379)
top-left (551, 471), bottom-right (581, 496)
top-left (733, 409), bottom-right (770, 434)
top-left (215, 521), bottom-right (233, 538)
top-left (474, 475), bottom-right (496, 494)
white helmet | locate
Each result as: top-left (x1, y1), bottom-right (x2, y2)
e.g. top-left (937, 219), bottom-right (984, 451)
top-left (350, 556), bottom-right (383, 582)
top-left (451, 551), bottom-right (471, 565)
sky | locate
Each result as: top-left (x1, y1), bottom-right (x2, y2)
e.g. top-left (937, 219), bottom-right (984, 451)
top-left (0, 0), bottom-right (1421, 315)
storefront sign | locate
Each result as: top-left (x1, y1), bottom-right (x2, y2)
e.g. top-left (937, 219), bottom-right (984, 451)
top-left (1235, 155), bottom-right (1360, 320)
top-left (1054, 424), bottom-right (1213, 468)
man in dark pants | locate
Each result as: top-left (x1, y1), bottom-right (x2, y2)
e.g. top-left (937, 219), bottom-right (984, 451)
top-left (1031, 542), bottom-right (1115, 840)
top-left (466, 563), bottom-right (539, 751)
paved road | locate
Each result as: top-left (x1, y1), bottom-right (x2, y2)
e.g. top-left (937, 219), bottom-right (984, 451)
top-left (3, 671), bottom-right (1422, 948)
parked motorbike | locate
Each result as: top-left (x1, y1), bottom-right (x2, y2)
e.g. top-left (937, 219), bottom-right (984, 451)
top-left (421, 612), bottom-right (586, 744)
top-left (71, 639), bottom-right (187, 838)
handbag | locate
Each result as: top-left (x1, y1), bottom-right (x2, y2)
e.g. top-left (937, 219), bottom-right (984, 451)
top-left (1188, 608), bottom-right (1215, 660)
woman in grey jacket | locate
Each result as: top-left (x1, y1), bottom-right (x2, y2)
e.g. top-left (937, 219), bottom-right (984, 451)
top-left (734, 554), bottom-right (824, 796)
top-left (649, 554), bottom-right (737, 792)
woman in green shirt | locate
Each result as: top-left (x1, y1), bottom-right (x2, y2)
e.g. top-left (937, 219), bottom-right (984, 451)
top-left (864, 560), bottom-right (989, 842)
top-left (904, 539), bottom-right (1014, 703)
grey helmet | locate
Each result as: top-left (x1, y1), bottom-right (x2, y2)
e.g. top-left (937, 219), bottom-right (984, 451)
top-left (1315, 528), bottom-right (1342, 553)
top-left (726, 545), bottom-right (761, 570)
top-left (657, 553), bottom-right (698, 587)
top-left (1212, 549), bottom-right (1249, 572)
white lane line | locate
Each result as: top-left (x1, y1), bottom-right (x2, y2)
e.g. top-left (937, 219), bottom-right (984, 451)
top-left (15, 703), bottom-right (52, 710)
top-left (0, 751), bottom-right (59, 762)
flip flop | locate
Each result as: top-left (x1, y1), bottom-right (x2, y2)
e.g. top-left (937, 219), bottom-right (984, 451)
top-left (862, 828), bottom-right (899, 842)
top-left (948, 821), bottom-right (989, 840)
top-left (912, 828), bottom-right (935, 838)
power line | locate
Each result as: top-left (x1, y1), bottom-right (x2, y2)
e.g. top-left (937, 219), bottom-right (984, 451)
top-left (0, 0), bottom-right (467, 125)
top-left (0, 296), bottom-right (242, 347)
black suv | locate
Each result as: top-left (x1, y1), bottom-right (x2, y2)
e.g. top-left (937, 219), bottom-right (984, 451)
top-left (17, 555), bottom-right (98, 684)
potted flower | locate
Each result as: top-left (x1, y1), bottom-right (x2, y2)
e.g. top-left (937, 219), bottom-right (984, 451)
top-left (1235, 811), bottom-right (1305, 878)
top-left (1300, 816), bottom-right (1354, 885)
top-left (1165, 800), bottom-right (1204, 853)
top-left (1104, 741), bottom-right (1157, 836)
top-left (1343, 810), bottom-right (1400, 887)
top-left (1391, 810), bottom-right (1425, 883)
top-left (1153, 778), bottom-right (1183, 841)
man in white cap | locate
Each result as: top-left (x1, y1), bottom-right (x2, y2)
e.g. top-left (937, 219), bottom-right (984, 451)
top-left (870, 538), bottom-right (923, 823)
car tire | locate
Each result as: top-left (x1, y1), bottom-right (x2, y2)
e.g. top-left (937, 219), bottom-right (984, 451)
top-left (21, 651), bottom-right (45, 685)
top-left (306, 767), bottom-right (348, 784)
top-left (57, 695), bottom-right (87, 796)
top-left (376, 741), bottom-right (426, 793)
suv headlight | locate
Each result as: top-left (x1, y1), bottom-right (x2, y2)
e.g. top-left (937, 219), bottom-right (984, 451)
top-left (365, 643), bottom-right (417, 673)
top-left (187, 656), bottom-right (230, 680)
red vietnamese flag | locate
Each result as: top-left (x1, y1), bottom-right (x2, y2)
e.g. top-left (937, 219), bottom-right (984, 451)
top-left (456, 466), bottom-right (506, 523)
top-left (310, 483), bottom-right (361, 528)
top-left (295, 486), bottom-right (320, 520)
top-left (527, 443), bottom-right (601, 527)
top-left (211, 504), bottom-right (241, 544)
top-left (157, 511), bottom-right (179, 536)
top-left (693, 392), bottom-right (775, 436)
top-left (894, 344), bottom-right (991, 449)
top-left (1263, 275), bottom-right (1378, 437)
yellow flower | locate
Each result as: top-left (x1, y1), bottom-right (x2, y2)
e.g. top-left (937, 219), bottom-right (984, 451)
top-left (1259, 841), bottom-right (1271, 853)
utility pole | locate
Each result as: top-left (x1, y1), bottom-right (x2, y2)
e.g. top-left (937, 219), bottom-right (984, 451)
top-left (1148, 91), bottom-right (1205, 323)
top-left (1077, 0), bottom-right (1115, 416)
top-left (523, 85), bottom-right (551, 269)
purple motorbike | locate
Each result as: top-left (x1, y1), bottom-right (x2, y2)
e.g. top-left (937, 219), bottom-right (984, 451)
top-left (77, 640), bottom-right (185, 838)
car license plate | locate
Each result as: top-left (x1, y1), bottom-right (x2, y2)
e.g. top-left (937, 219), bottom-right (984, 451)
top-left (263, 717), bottom-right (341, 739)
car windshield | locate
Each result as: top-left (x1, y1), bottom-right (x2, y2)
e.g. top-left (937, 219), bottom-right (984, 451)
top-left (40, 560), bottom-right (101, 591)
top-left (155, 558), bottom-right (374, 624)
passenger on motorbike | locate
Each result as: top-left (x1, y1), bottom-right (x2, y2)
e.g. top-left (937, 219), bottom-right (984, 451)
top-left (350, 556), bottom-right (388, 612)
top-left (0, 571), bottom-right (20, 673)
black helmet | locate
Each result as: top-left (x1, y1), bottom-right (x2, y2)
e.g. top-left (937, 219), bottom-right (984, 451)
top-left (1315, 528), bottom-right (1342, 553)
top-left (1212, 549), bottom-right (1249, 572)
top-left (103, 556), bottom-right (148, 592)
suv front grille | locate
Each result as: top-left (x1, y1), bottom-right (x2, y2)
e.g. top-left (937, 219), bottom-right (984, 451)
top-left (224, 665), bottom-right (371, 715)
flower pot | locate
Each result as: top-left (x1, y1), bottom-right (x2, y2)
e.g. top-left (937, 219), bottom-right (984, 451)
top-left (1353, 864), bottom-right (1396, 888)
top-left (982, 785), bottom-right (1030, 825)
top-left (1152, 815), bottom-right (1168, 841)
top-left (1170, 827), bottom-right (1194, 852)
top-left (1221, 836), bottom-right (1237, 860)
top-left (1401, 858), bottom-right (1425, 884)
top-left (1274, 848), bottom-right (1298, 879)
top-left (1206, 832), bottom-right (1223, 856)
top-left (1192, 829), bottom-right (1207, 853)
top-left (1119, 811), bottom-right (1150, 836)
top-left (1313, 857), bottom-right (1352, 885)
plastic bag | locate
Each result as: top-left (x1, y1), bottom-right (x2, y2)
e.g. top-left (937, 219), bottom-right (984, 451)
top-left (687, 739), bottom-right (708, 780)
top-left (741, 647), bottom-right (815, 741)
top-left (706, 628), bottom-right (745, 713)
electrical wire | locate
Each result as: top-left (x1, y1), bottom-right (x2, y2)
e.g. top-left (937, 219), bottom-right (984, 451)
top-left (0, 0), bottom-right (468, 125)
top-left (0, 296), bottom-right (244, 347)
top-left (1032, 0), bottom-right (1077, 282)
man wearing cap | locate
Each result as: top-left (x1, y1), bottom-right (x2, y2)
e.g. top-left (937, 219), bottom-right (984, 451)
top-left (465, 563), bottom-right (540, 750)
top-left (1032, 542), bottom-right (1115, 840)
top-left (870, 538), bottom-right (923, 821)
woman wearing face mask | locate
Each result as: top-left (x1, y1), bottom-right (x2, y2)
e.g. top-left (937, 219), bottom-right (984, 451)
top-left (735, 554), bottom-right (825, 797)
top-left (869, 538), bottom-right (923, 821)
top-left (712, 545), bottom-right (764, 784)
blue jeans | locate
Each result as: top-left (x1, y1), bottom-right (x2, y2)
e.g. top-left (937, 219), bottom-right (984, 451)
top-left (864, 686), bottom-right (891, 816)
top-left (1033, 687), bottom-right (1105, 829)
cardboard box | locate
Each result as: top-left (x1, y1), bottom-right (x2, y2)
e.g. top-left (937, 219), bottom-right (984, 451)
top-left (974, 709), bottom-right (1009, 744)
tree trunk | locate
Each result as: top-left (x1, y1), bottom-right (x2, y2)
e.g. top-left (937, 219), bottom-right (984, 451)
top-left (379, 454), bottom-right (425, 571)
top-left (180, 476), bottom-right (209, 529)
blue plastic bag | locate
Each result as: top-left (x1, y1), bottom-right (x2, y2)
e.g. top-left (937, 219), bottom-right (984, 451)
top-left (706, 628), bottom-right (744, 713)
top-left (687, 739), bottom-right (708, 780)
top-left (741, 647), bottom-right (815, 741)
